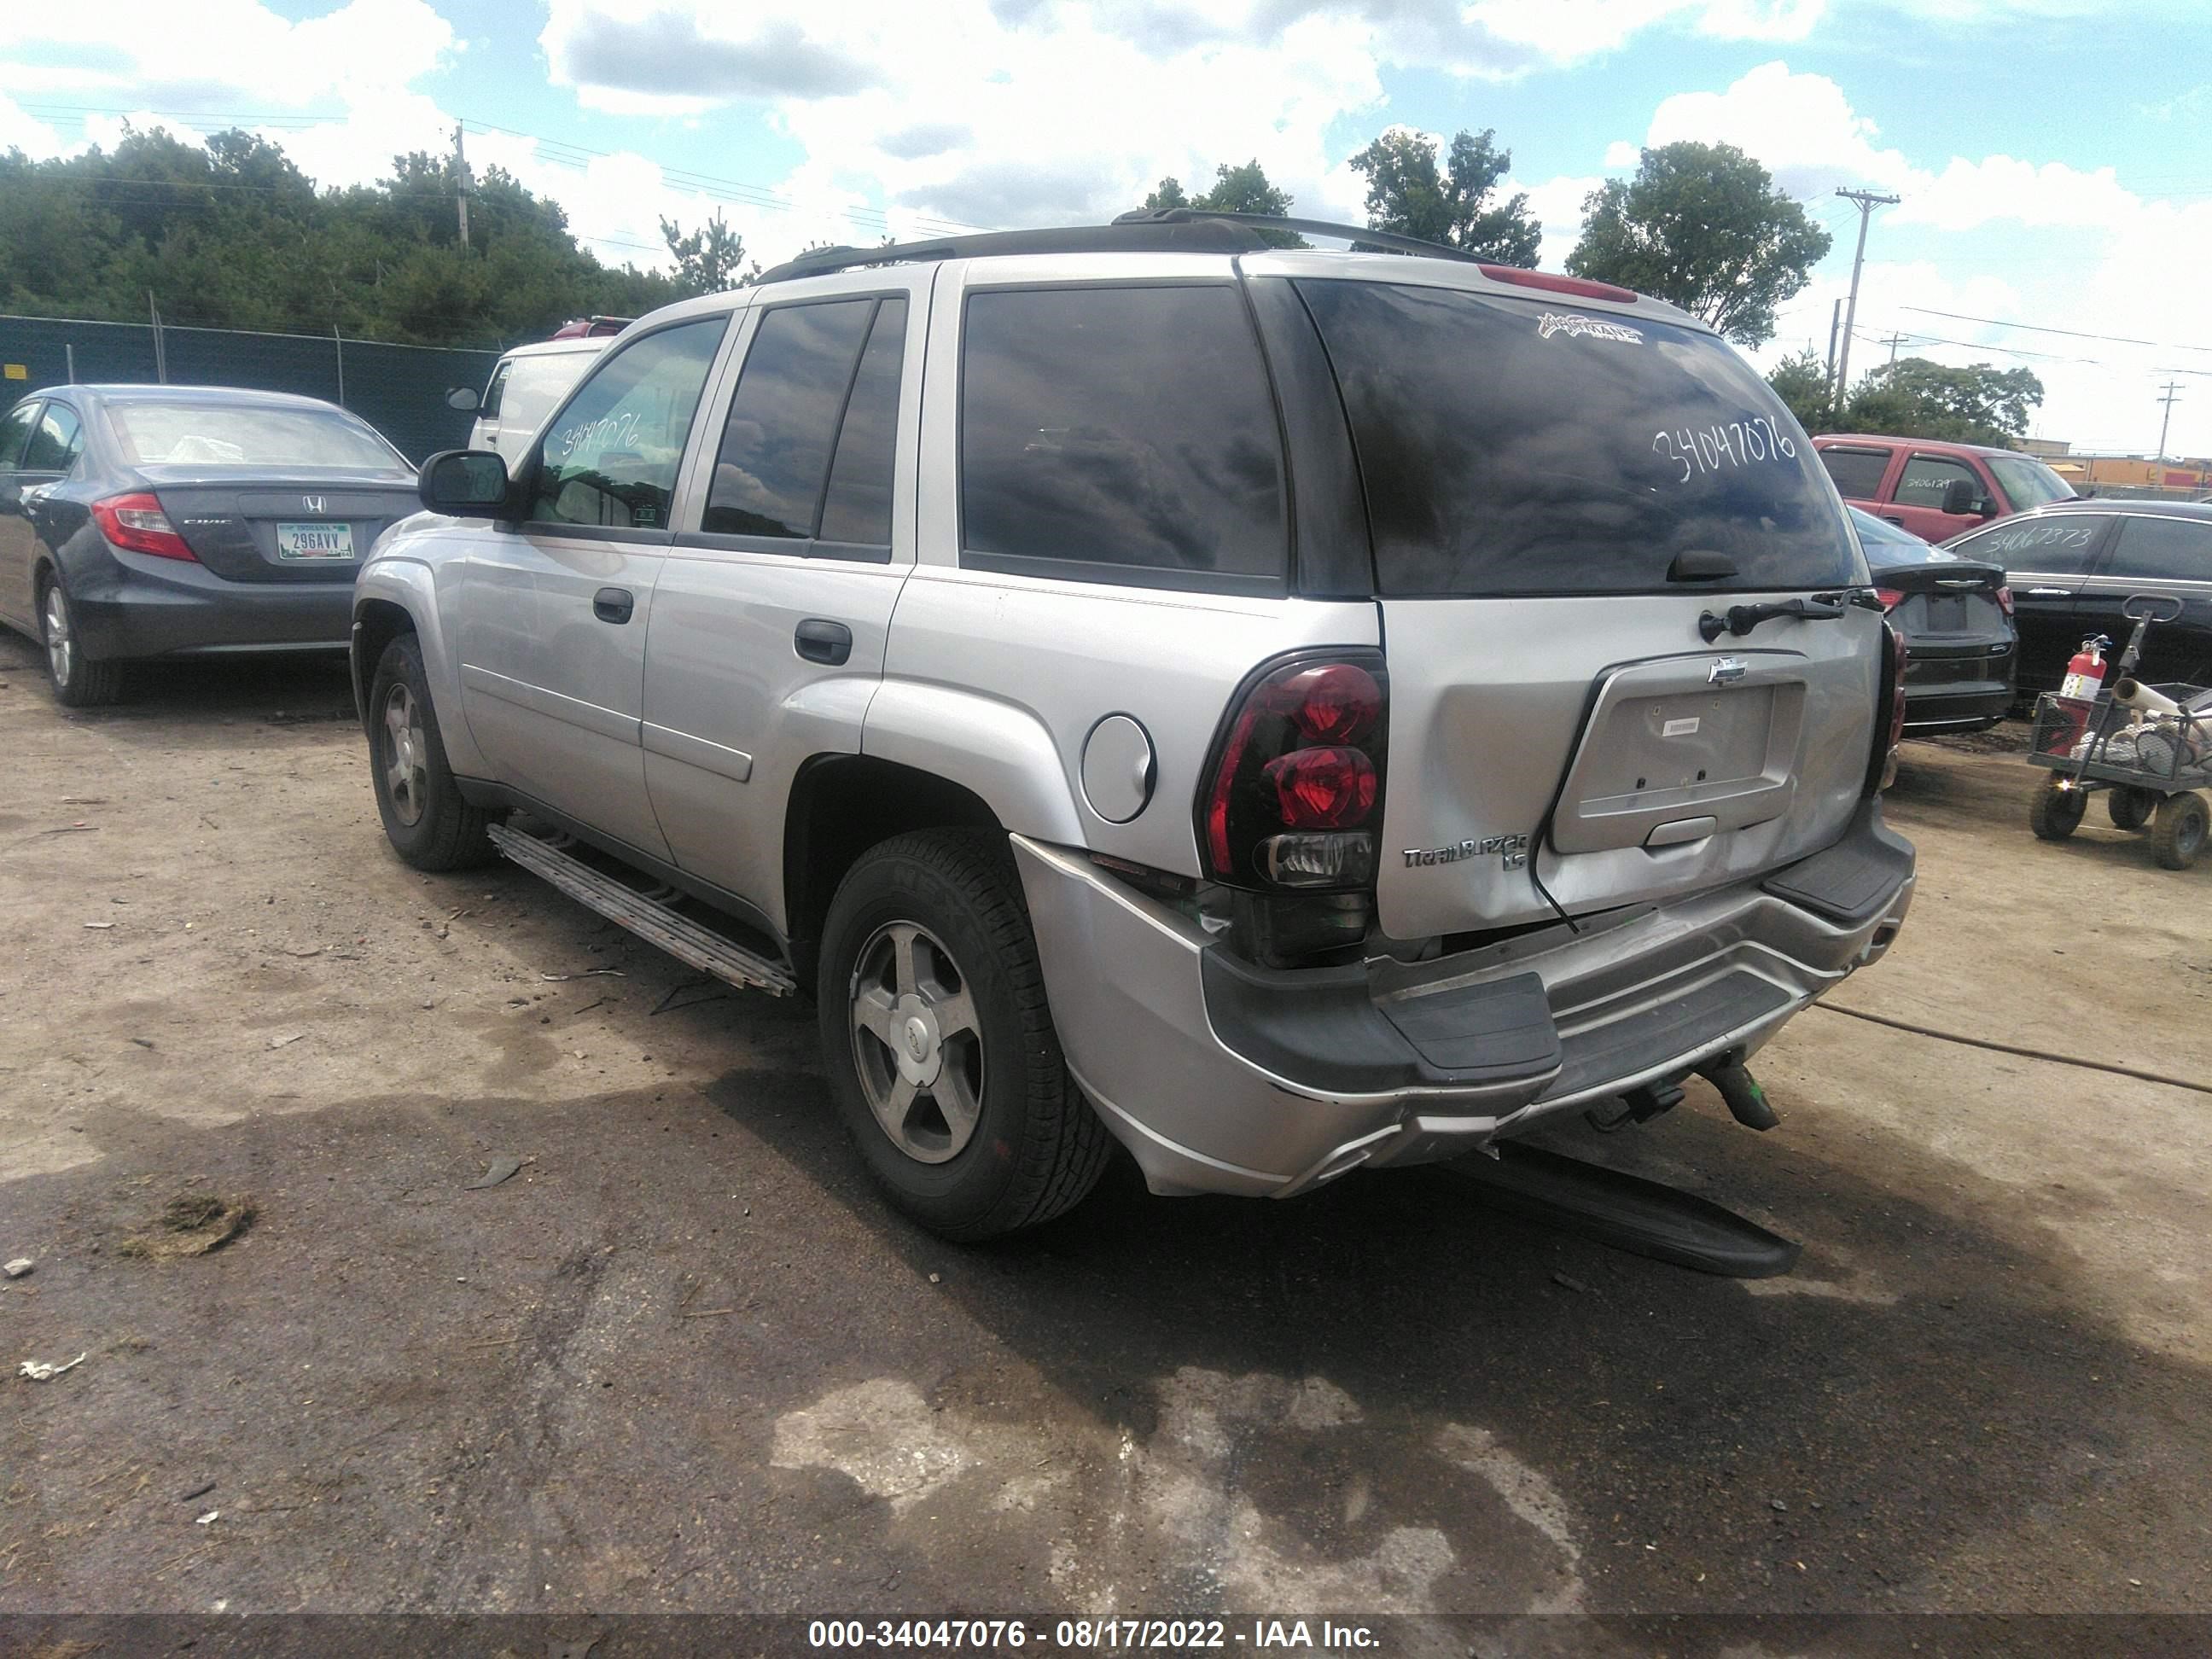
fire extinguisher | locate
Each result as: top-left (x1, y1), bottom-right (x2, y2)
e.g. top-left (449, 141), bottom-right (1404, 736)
top-left (2061, 635), bottom-right (2110, 701)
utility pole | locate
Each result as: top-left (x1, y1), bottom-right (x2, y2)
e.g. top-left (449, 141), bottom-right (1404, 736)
top-left (453, 120), bottom-right (471, 249)
top-left (1825, 297), bottom-right (1843, 419)
top-left (1881, 329), bottom-right (1908, 365)
top-left (2156, 381), bottom-right (2183, 463)
top-left (1832, 187), bottom-right (1901, 427)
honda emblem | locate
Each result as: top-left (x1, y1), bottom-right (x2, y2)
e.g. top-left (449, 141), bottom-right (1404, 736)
top-left (302, 494), bottom-right (327, 515)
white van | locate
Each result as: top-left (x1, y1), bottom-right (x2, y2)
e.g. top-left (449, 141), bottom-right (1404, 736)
top-left (462, 337), bottom-right (612, 457)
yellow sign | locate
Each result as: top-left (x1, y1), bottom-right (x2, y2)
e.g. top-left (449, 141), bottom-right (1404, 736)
top-left (3, 364), bottom-right (26, 380)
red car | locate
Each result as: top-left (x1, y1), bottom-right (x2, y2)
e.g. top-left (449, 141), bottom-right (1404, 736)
top-left (1813, 433), bottom-right (2075, 543)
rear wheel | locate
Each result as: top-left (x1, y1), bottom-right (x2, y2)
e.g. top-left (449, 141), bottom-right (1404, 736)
top-left (2108, 787), bottom-right (2157, 832)
top-left (2151, 792), bottom-right (2209, 870)
top-left (2028, 777), bottom-right (2087, 841)
top-left (816, 829), bottom-right (1111, 1240)
top-left (368, 633), bottom-right (496, 870)
top-left (38, 574), bottom-right (125, 707)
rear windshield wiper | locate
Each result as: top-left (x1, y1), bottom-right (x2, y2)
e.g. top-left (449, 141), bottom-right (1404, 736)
top-left (1698, 595), bottom-right (1850, 643)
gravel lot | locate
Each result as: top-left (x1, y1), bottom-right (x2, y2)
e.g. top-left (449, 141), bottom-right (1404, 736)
top-left (2, 629), bottom-right (2209, 1622)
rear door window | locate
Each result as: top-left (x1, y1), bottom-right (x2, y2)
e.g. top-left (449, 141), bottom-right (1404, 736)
top-left (532, 318), bottom-right (726, 531)
top-left (22, 403), bottom-right (84, 473)
top-left (701, 298), bottom-right (876, 541)
top-left (1295, 279), bottom-right (1853, 596)
top-left (0, 401), bottom-right (39, 470)
top-left (1819, 445), bottom-right (1892, 500)
top-left (1896, 454), bottom-right (1983, 510)
top-left (2103, 515), bottom-right (2212, 582)
top-left (1953, 516), bottom-right (2108, 574)
top-left (959, 284), bottom-right (1286, 592)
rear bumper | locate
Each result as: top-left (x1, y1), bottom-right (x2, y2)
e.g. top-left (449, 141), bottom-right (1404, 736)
top-left (1013, 801), bottom-right (1915, 1198)
top-left (1901, 681), bottom-right (2012, 736)
top-left (65, 545), bottom-right (354, 661)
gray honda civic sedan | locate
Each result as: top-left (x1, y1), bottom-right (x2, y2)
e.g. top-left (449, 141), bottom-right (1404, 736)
top-left (0, 385), bottom-right (419, 705)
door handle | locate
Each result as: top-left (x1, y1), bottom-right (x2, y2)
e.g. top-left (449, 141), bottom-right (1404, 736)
top-left (592, 586), bottom-right (635, 625)
top-left (794, 619), bottom-right (853, 665)
top-left (2024, 587), bottom-right (2069, 597)
top-left (1881, 515), bottom-right (1906, 526)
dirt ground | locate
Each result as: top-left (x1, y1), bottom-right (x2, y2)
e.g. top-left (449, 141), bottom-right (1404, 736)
top-left (2, 627), bottom-right (2209, 1625)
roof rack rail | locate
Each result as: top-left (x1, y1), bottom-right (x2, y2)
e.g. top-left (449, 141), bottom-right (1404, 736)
top-left (751, 207), bottom-right (1501, 287)
top-left (755, 218), bottom-right (1271, 284)
top-left (1109, 207), bottom-right (1482, 264)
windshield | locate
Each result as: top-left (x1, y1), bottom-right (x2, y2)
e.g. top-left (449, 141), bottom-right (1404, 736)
top-left (1295, 279), bottom-right (1855, 596)
top-left (108, 401), bottom-right (405, 470)
top-left (1850, 507), bottom-right (1958, 564)
top-left (1987, 452), bottom-right (2074, 509)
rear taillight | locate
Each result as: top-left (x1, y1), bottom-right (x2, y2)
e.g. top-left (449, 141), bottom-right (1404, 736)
top-left (1478, 265), bottom-right (1637, 304)
top-left (92, 492), bottom-right (196, 562)
top-left (1868, 620), bottom-right (1908, 795)
top-left (1996, 584), bottom-right (2015, 616)
top-left (1873, 586), bottom-right (1905, 611)
top-left (1202, 655), bottom-right (1388, 892)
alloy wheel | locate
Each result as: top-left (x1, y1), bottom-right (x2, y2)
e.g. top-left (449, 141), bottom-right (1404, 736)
top-left (381, 682), bottom-right (430, 827)
top-left (42, 585), bottom-right (72, 686)
top-left (848, 921), bottom-right (985, 1164)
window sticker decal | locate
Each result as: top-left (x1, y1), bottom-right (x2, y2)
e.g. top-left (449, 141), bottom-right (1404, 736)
top-left (1538, 311), bottom-right (1644, 345)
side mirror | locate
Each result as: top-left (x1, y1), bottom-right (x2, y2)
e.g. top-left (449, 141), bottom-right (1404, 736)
top-left (1940, 477), bottom-right (1978, 515)
top-left (419, 450), bottom-right (511, 516)
top-left (445, 387), bottom-right (481, 411)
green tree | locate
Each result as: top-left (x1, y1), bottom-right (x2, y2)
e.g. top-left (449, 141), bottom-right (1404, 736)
top-left (659, 212), bottom-right (755, 297)
top-left (1143, 160), bottom-right (1301, 244)
top-left (1143, 175), bottom-right (1190, 211)
top-left (1346, 126), bottom-right (1540, 265)
top-left (1766, 348), bottom-right (1834, 433)
top-left (1842, 358), bottom-right (2045, 447)
top-left (1566, 142), bottom-right (1830, 346)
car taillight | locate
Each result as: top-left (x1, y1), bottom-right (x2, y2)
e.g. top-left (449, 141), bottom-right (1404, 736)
top-left (1477, 265), bottom-right (1638, 304)
top-left (1202, 655), bottom-right (1387, 892)
top-left (1198, 654), bottom-right (1388, 966)
top-left (1873, 586), bottom-right (1905, 611)
top-left (1868, 620), bottom-right (1907, 795)
top-left (92, 492), bottom-right (196, 562)
top-left (1996, 584), bottom-right (2015, 616)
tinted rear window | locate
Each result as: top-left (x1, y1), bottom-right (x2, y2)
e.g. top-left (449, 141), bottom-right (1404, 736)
top-left (960, 284), bottom-right (1285, 591)
top-left (109, 402), bottom-right (401, 469)
top-left (1296, 279), bottom-right (1854, 597)
top-left (1820, 445), bottom-right (1892, 500)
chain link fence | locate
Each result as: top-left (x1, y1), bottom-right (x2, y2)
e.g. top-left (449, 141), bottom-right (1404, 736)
top-left (0, 314), bottom-right (499, 463)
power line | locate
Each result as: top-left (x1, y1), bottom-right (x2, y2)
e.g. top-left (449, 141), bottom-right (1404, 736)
top-left (1901, 306), bottom-right (2212, 355)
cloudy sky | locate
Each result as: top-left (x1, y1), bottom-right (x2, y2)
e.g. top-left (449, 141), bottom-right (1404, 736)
top-left (4, 0), bottom-right (2209, 457)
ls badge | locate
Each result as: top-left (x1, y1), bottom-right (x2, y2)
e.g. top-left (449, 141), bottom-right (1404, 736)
top-left (1403, 833), bottom-right (1529, 870)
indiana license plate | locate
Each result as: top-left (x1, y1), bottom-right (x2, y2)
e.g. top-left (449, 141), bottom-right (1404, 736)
top-left (276, 521), bottom-right (354, 561)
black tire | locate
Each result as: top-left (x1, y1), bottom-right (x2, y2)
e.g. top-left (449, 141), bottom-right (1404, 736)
top-left (367, 633), bottom-right (497, 870)
top-left (38, 573), bottom-right (126, 708)
top-left (2028, 777), bottom-right (2087, 841)
top-left (2108, 787), bottom-right (2157, 832)
top-left (2151, 792), bottom-right (2209, 870)
top-left (816, 828), bottom-right (1112, 1241)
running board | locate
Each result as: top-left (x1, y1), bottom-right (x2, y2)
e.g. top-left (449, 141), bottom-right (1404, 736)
top-left (1437, 1143), bottom-right (1800, 1278)
top-left (487, 823), bottom-right (796, 997)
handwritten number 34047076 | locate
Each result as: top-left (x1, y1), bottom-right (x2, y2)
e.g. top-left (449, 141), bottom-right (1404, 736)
top-left (1653, 417), bottom-right (1796, 484)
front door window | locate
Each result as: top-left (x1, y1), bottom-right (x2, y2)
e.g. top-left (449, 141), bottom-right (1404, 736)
top-left (531, 318), bottom-right (728, 530)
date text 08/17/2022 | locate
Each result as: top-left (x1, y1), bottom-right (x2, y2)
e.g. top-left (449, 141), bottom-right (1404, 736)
top-left (806, 1617), bottom-right (1382, 1650)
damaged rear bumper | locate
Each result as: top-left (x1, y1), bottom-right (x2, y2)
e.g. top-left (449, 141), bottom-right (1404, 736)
top-left (1011, 800), bottom-right (1913, 1198)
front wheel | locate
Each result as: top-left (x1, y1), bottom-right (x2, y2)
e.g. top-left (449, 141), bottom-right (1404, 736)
top-left (2028, 777), bottom-right (2087, 841)
top-left (39, 575), bottom-right (125, 707)
top-left (816, 829), bottom-right (1112, 1240)
top-left (367, 633), bottom-right (497, 870)
top-left (2151, 792), bottom-right (2209, 870)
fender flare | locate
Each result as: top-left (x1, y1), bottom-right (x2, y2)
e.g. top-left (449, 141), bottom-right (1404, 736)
top-left (859, 678), bottom-right (1088, 846)
top-left (351, 551), bottom-right (486, 779)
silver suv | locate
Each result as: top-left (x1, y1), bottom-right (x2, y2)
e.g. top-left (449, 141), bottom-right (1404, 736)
top-left (352, 213), bottom-right (1916, 1240)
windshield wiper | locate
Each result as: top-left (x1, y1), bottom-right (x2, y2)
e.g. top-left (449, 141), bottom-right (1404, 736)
top-left (1698, 596), bottom-right (1848, 643)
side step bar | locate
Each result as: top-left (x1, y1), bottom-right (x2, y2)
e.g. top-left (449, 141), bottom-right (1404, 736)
top-left (487, 823), bottom-right (797, 997)
top-left (1437, 1143), bottom-right (1801, 1278)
